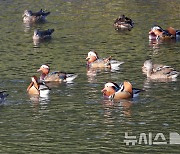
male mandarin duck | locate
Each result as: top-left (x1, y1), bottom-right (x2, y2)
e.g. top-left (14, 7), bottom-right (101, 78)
top-left (22, 9), bottom-right (50, 23)
top-left (0, 91), bottom-right (8, 103)
top-left (33, 29), bottom-right (54, 40)
top-left (101, 81), bottom-right (143, 100)
top-left (113, 14), bottom-right (134, 30)
top-left (86, 51), bottom-right (124, 70)
top-left (27, 76), bottom-right (50, 97)
top-left (143, 60), bottom-right (179, 79)
top-left (37, 64), bottom-right (77, 83)
top-left (149, 25), bottom-right (180, 40)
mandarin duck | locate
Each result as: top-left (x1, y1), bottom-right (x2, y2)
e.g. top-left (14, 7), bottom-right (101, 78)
top-left (102, 81), bottom-right (143, 100)
top-left (86, 51), bottom-right (124, 70)
top-left (37, 64), bottom-right (77, 83)
top-left (143, 60), bottom-right (179, 79)
top-left (23, 9), bottom-right (50, 23)
top-left (113, 14), bottom-right (134, 30)
top-left (27, 76), bottom-right (50, 97)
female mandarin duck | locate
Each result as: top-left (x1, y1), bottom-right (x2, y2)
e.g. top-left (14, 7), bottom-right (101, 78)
top-left (0, 91), bottom-right (8, 103)
top-left (143, 60), bottom-right (179, 79)
top-left (101, 81), bottom-right (143, 100)
top-left (86, 51), bottom-right (124, 70)
top-left (142, 60), bottom-right (169, 74)
top-left (33, 29), bottom-right (54, 40)
top-left (37, 64), bottom-right (77, 83)
top-left (27, 76), bottom-right (50, 97)
top-left (22, 9), bottom-right (50, 23)
top-left (149, 25), bottom-right (180, 40)
top-left (113, 14), bottom-right (134, 30)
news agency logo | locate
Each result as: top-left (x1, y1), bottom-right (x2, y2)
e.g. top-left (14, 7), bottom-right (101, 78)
top-left (124, 132), bottom-right (180, 145)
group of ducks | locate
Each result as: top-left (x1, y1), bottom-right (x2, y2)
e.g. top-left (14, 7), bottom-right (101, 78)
top-left (23, 9), bottom-right (180, 42)
top-left (86, 51), bottom-right (179, 99)
top-left (26, 49), bottom-right (179, 100)
top-left (114, 15), bottom-right (180, 40)
top-left (1, 11), bottom-right (179, 103)
top-left (23, 9), bottom-right (55, 43)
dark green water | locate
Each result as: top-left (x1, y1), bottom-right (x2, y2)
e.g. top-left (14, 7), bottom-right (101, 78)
top-left (0, 0), bottom-right (180, 153)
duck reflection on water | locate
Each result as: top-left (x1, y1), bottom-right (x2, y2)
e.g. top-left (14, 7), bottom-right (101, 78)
top-left (102, 99), bottom-right (133, 118)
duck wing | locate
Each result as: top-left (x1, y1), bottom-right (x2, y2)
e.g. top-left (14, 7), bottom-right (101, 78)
top-left (32, 9), bottom-right (50, 17)
top-left (38, 29), bottom-right (54, 36)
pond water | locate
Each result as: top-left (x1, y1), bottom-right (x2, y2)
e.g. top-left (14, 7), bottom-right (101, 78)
top-left (0, 0), bottom-right (180, 153)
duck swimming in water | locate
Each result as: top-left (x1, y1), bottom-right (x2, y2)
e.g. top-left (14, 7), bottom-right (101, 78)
top-left (86, 51), bottom-right (124, 70)
top-left (101, 81), bottom-right (143, 100)
top-left (27, 76), bottom-right (50, 97)
top-left (142, 60), bottom-right (170, 74)
top-left (23, 9), bottom-right (50, 23)
top-left (143, 60), bottom-right (179, 80)
top-left (113, 14), bottom-right (134, 30)
top-left (149, 25), bottom-right (180, 40)
top-left (33, 29), bottom-right (54, 40)
top-left (37, 64), bottom-right (77, 83)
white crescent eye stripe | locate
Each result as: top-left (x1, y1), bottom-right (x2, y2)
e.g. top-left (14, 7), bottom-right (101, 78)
top-left (105, 82), bottom-right (115, 87)
top-left (88, 51), bottom-right (97, 58)
top-left (41, 65), bottom-right (49, 69)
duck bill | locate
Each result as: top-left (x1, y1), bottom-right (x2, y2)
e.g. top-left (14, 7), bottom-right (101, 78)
top-left (37, 68), bottom-right (42, 72)
top-left (101, 88), bottom-right (107, 95)
top-left (86, 57), bottom-right (90, 61)
top-left (149, 30), bottom-right (154, 35)
top-left (149, 31), bottom-right (157, 40)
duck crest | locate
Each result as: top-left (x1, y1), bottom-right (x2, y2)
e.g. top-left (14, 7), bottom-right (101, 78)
top-left (111, 82), bottom-right (120, 92)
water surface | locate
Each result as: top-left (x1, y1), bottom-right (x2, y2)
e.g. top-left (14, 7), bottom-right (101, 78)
top-left (0, 0), bottom-right (180, 153)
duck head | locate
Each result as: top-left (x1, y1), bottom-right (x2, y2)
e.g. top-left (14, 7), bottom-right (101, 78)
top-left (33, 29), bottom-right (40, 37)
top-left (37, 64), bottom-right (50, 80)
top-left (37, 64), bottom-right (50, 75)
top-left (149, 25), bottom-right (164, 39)
top-left (101, 82), bottom-right (120, 97)
top-left (143, 60), bottom-right (153, 77)
top-left (23, 10), bottom-right (33, 17)
top-left (142, 60), bottom-right (152, 72)
top-left (86, 51), bottom-right (99, 64)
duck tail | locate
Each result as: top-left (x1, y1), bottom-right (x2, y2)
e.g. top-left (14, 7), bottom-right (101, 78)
top-left (132, 88), bottom-right (144, 94)
top-left (66, 74), bottom-right (78, 83)
top-left (43, 11), bottom-right (50, 16)
top-left (110, 60), bottom-right (124, 70)
top-left (132, 88), bottom-right (144, 98)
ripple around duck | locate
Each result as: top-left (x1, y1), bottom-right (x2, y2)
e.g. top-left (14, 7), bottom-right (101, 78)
top-left (0, 0), bottom-right (180, 153)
